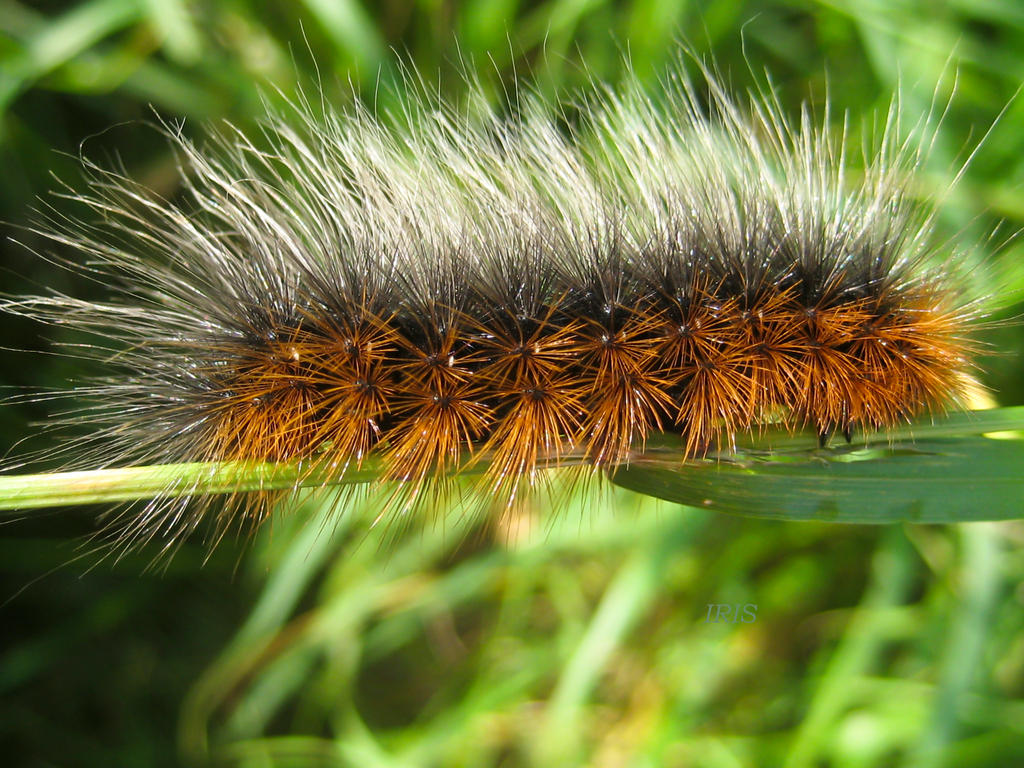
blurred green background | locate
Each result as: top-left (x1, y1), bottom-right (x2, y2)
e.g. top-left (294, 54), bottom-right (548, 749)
top-left (2, 1), bottom-right (1024, 766)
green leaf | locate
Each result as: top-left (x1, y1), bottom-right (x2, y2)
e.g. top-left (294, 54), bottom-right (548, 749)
top-left (0, 0), bottom-right (143, 112)
top-left (611, 409), bottom-right (1024, 523)
top-left (299, 0), bottom-right (387, 74)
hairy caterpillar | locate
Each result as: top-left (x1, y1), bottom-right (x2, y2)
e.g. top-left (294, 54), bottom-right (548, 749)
top-left (2, 56), bottom-right (983, 551)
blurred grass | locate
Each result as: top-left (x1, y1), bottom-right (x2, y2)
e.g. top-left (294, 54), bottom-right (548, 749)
top-left (2, 1), bottom-right (1024, 767)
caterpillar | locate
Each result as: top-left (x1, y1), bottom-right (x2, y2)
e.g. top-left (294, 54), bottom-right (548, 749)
top-left (2, 56), bottom-right (981, 551)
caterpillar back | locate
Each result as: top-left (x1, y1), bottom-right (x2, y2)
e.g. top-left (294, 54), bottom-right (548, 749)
top-left (2, 57), bottom-right (981, 552)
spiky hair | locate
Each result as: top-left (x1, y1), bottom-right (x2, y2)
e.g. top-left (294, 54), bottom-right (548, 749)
top-left (3, 57), bottom-right (977, 551)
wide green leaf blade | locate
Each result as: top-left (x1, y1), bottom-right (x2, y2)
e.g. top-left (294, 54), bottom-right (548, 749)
top-left (612, 408), bottom-right (1024, 522)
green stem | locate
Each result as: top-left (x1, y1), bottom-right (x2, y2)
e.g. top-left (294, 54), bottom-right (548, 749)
top-left (0, 461), bottom-right (365, 512)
